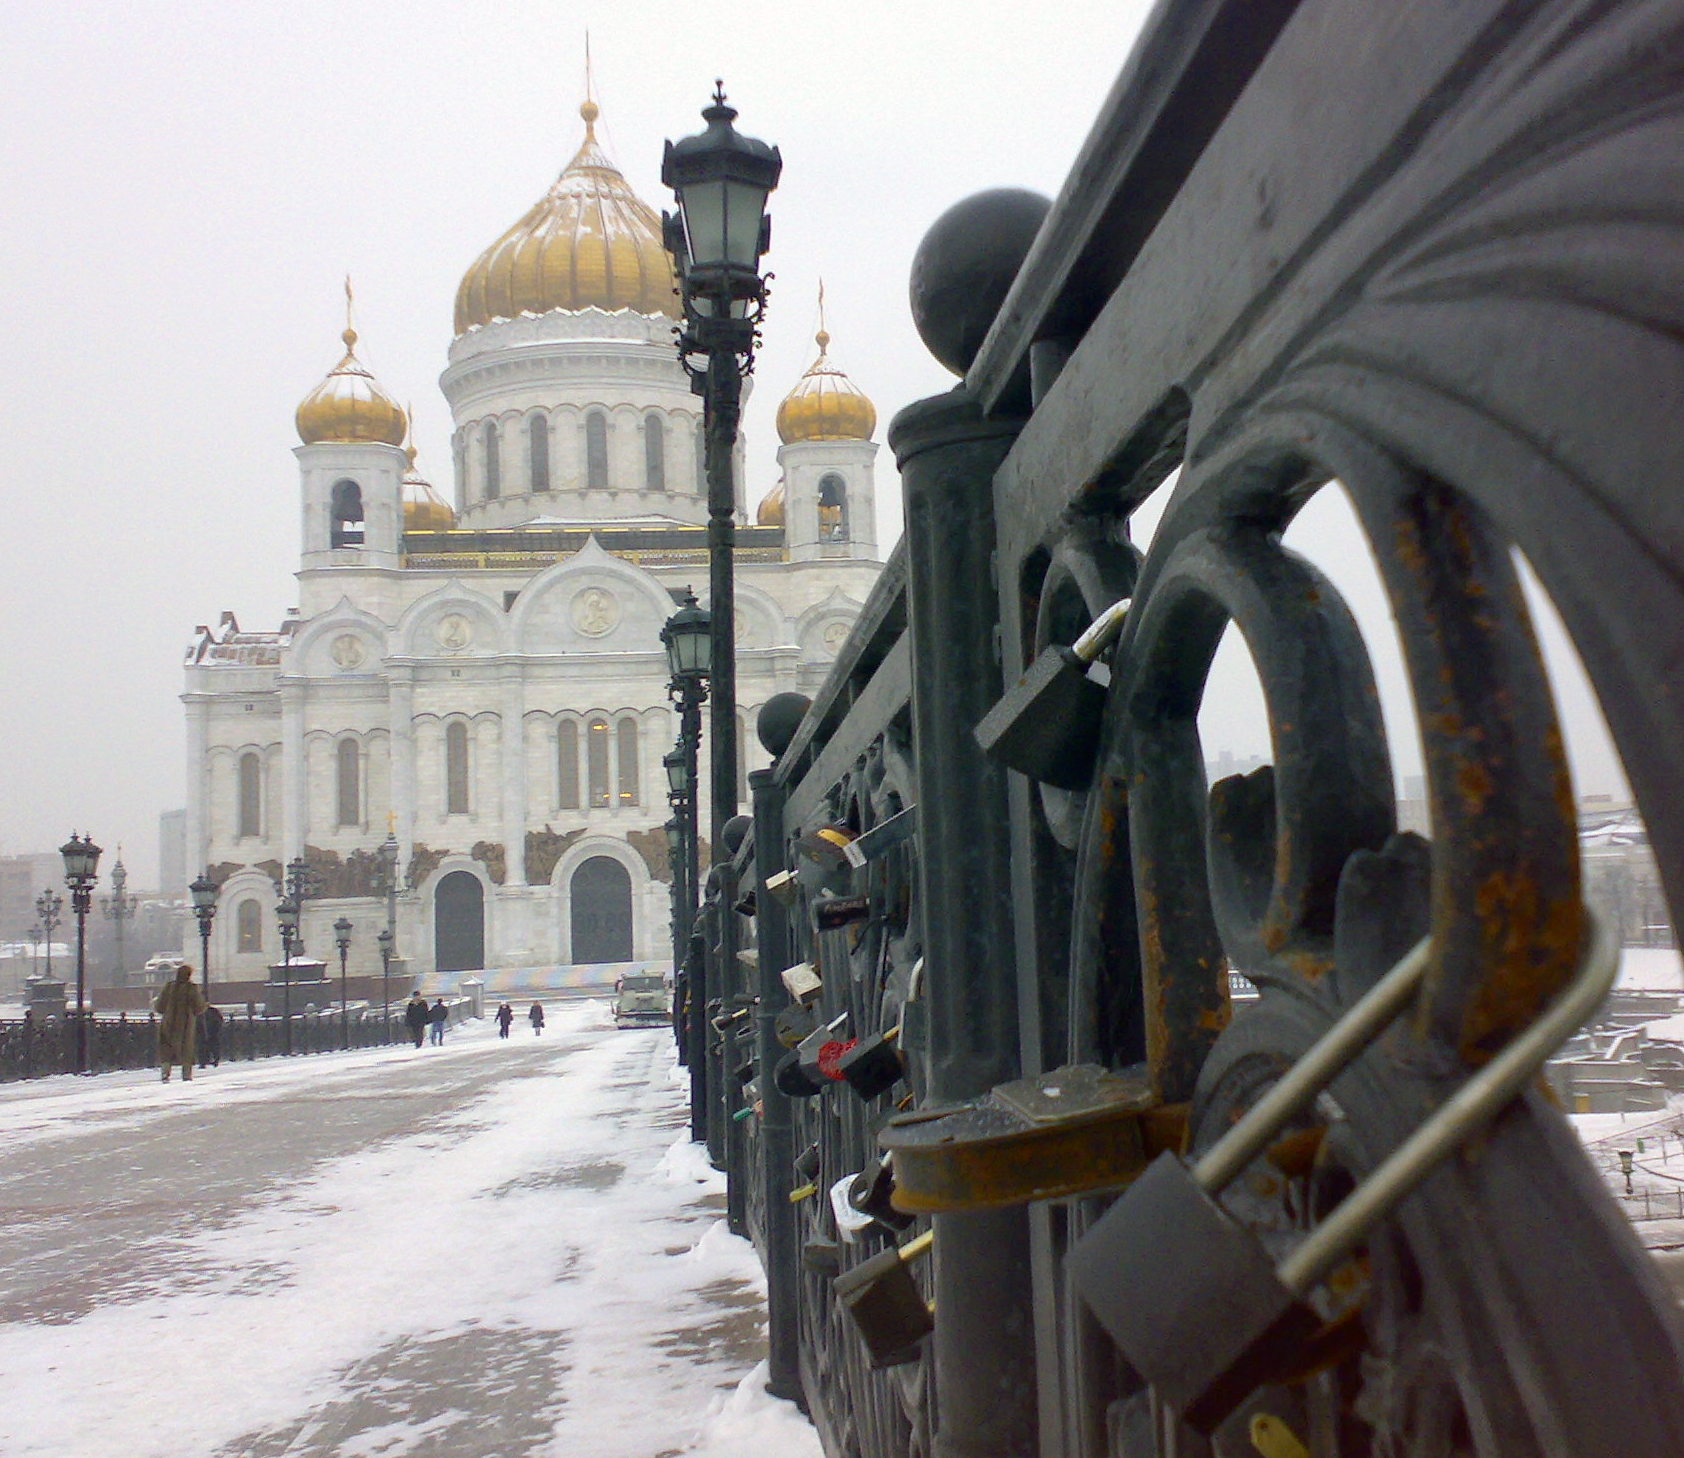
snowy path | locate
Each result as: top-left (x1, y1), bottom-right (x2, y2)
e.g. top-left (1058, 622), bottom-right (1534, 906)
top-left (0, 1003), bottom-right (820, 1458)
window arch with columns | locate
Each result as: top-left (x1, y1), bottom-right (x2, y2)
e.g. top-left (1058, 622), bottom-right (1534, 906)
top-left (237, 752), bottom-right (262, 839)
top-left (644, 413), bottom-right (665, 491)
top-left (529, 414), bottom-right (550, 493)
top-left (616, 716), bottom-right (640, 806)
top-left (445, 720), bottom-right (471, 814)
top-left (557, 719), bottom-right (580, 810)
top-left (483, 423), bottom-right (501, 500)
top-left (585, 411), bottom-right (609, 490)
top-left (336, 737), bottom-right (360, 827)
top-left (237, 898), bottom-right (263, 953)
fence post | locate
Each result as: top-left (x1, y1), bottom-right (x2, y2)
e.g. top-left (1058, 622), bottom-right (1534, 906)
top-left (891, 386), bottom-right (1037, 1458)
top-left (750, 765), bottom-right (802, 1402)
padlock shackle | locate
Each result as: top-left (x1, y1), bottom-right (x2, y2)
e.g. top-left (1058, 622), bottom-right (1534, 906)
top-left (1071, 596), bottom-right (1132, 664)
top-left (1194, 936), bottom-right (1433, 1195)
top-left (1277, 910), bottom-right (1616, 1296)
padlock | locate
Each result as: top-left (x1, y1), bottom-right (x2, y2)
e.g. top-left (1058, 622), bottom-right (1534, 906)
top-left (795, 825), bottom-right (857, 894)
top-left (802, 1237), bottom-right (842, 1278)
top-left (776, 1003), bottom-right (817, 1049)
top-left (734, 887), bottom-right (757, 917)
top-left (775, 1049), bottom-right (826, 1098)
top-left (836, 1027), bottom-right (904, 1100)
top-left (794, 1142), bottom-right (822, 1183)
top-left (732, 1104), bottom-right (756, 1123)
top-left (975, 596), bottom-right (1129, 789)
top-left (781, 962), bottom-right (823, 1005)
top-left (849, 1156), bottom-right (915, 1232)
top-left (734, 1056), bottom-right (757, 1086)
top-left (763, 869), bottom-right (798, 906)
top-left (813, 893), bottom-right (872, 931)
top-left (1068, 1152), bottom-right (1322, 1432)
top-left (843, 805), bottom-right (918, 868)
top-left (834, 1229), bottom-right (935, 1368)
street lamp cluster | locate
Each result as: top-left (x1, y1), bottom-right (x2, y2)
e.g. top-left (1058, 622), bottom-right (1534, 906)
top-left (660, 87), bottom-right (778, 1139)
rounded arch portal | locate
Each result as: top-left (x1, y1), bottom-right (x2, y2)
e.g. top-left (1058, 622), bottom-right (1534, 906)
top-left (434, 870), bottom-right (485, 973)
top-left (570, 855), bottom-right (632, 964)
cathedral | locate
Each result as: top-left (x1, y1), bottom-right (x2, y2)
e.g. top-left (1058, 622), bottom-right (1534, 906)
top-left (182, 98), bottom-right (884, 992)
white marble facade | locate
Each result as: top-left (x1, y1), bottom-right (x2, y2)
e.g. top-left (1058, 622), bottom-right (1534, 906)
top-left (182, 105), bottom-right (884, 990)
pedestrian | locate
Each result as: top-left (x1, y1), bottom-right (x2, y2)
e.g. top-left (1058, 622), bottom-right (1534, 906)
top-left (496, 1002), bottom-right (514, 1039)
top-left (155, 963), bottom-right (208, 1082)
top-left (404, 991), bottom-right (429, 1049)
top-left (198, 1004), bottom-right (225, 1068)
top-left (529, 1001), bottom-right (545, 1036)
top-left (429, 997), bottom-right (448, 1046)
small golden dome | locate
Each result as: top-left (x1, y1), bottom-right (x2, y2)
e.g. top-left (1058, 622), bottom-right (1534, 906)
top-left (755, 479), bottom-right (786, 527)
top-left (296, 324), bottom-right (408, 446)
top-left (775, 324), bottom-right (876, 444)
top-left (454, 100), bottom-right (677, 334)
top-left (401, 443), bottom-right (456, 532)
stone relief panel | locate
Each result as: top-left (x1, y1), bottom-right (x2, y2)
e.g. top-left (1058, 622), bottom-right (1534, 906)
top-left (470, 841), bottom-right (506, 886)
top-left (525, 825), bottom-right (586, 886)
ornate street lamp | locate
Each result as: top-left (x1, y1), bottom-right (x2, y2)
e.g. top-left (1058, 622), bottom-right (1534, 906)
top-left (34, 891), bottom-right (62, 981)
top-left (334, 916), bottom-right (353, 1050)
top-left (276, 894), bottom-right (300, 1056)
top-left (663, 88), bottom-right (778, 867)
top-left (189, 870), bottom-right (219, 1006)
top-left (660, 590), bottom-right (713, 682)
top-left (59, 832), bottom-right (102, 1074)
top-left (377, 926), bottom-right (394, 1046)
top-left (377, 825), bottom-right (400, 960)
top-left (101, 852), bottom-right (139, 987)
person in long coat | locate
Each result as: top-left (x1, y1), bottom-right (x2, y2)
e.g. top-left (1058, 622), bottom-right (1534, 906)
top-left (155, 964), bottom-right (208, 1082)
top-left (404, 991), bottom-right (429, 1049)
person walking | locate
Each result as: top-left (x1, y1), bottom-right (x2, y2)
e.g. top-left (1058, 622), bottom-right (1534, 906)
top-left (155, 964), bottom-right (208, 1082)
top-left (404, 991), bottom-right (429, 1049)
top-left (198, 1004), bottom-right (225, 1068)
top-left (528, 1001), bottom-right (545, 1036)
top-left (496, 1002), bottom-right (514, 1039)
top-left (428, 998), bottom-right (448, 1046)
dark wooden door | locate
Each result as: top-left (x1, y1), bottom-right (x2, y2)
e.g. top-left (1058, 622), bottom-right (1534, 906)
top-left (570, 856), bottom-right (632, 963)
top-left (434, 871), bottom-right (484, 973)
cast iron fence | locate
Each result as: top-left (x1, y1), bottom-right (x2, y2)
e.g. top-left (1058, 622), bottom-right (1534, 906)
top-left (685, 2), bottom-right (1684, 1455)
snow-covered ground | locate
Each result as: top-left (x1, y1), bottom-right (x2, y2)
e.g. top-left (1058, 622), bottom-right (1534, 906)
top-left (0, 1005), bottom-right (820, 1458)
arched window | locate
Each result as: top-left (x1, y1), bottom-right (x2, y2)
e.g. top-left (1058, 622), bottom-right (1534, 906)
top-left (557, 721), bottom-right (580, 810)
top-left (452, 434), bottom-right (466, 505)
top-left (586, 715), bottom-right (610, 808)
top-left (446, 721), bottom-right (470, 814)
top-left (818, 473), bottom-right (849, 541)
top-left (236, 898), bottom-right (263, 953)
top-left (737, 714), bottom-right (749, 805)
top-left (330, 479), bottom-right (364, 548)
top-left (336, 738), bottom-right (360, 826)
top-left (237, 752), bottom-right (262, 839)
top-left (529, 414), bottom-right (550, 492)
top-left (694, 425), bottom-right (707, 491)
top-left (644, 413), bottom-right (665, 491)
top-left (483, 423), bottom-right (501, 500)
top-left (617, 718), bottom-right (640, 806)
top-left (585, 411), bottom-right (609, 489)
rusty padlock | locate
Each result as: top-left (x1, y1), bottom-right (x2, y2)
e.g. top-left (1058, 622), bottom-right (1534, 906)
top-left (975, 596), bottom-right (1129, 789)
top-left (834, 1229), bottom-right (935, 1368)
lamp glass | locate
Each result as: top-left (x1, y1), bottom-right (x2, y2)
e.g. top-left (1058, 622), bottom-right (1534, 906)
top-left (334, 916), bottom-right (353, 948)
top-left (61, 834), bottom-right (101, 882)
top-left (189, 873), bottom-right (218, 911)
top-left (664, 748), bottom-right (690, 795)
top-left (277, 899), bottom-right (299, 933)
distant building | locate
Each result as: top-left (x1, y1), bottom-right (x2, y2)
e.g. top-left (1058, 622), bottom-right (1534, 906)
top-left (0, 853), bottom-right (64, 944)
top-left (182, 99), bottom-right (886, 990)
top-left (158, 809), bottom-right (186, 900)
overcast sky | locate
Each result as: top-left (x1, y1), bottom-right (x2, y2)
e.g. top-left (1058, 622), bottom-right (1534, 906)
top-left (0, 0), bottom-right (1629, 894)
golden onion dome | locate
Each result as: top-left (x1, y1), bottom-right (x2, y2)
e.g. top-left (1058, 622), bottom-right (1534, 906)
top-left (401, 444), bottom-right (455, 532)
top-left (454, 100), bottom-right (678, 334)
top-left (755, 479), bottom-right (786, 527)
top-left (775, 326), bottom-right (877, 444)
top-left (296, 325), bottom-right (408, 446)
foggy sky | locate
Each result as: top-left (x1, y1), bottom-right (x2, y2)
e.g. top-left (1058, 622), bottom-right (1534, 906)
top-left (0, 0), bottom-right (1628, 894)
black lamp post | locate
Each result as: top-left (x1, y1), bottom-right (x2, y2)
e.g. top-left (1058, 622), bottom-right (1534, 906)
top-left (101, 853), bottom-right (139, 987)
top-left (334, 916), bottom-right (353, 1050)
top-left (663, 85), bottom-right (780, 862)
top-left (275, 897), bottom-right (298, 1053)
top-left (189, 870), bottom-right (219, 1007)
top-left (34, 890), bottom-right (61, 982)
top-left (60, 832), bottom-right (102, 1074)
top-left (377, 926), bottom-right (394, 1045)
